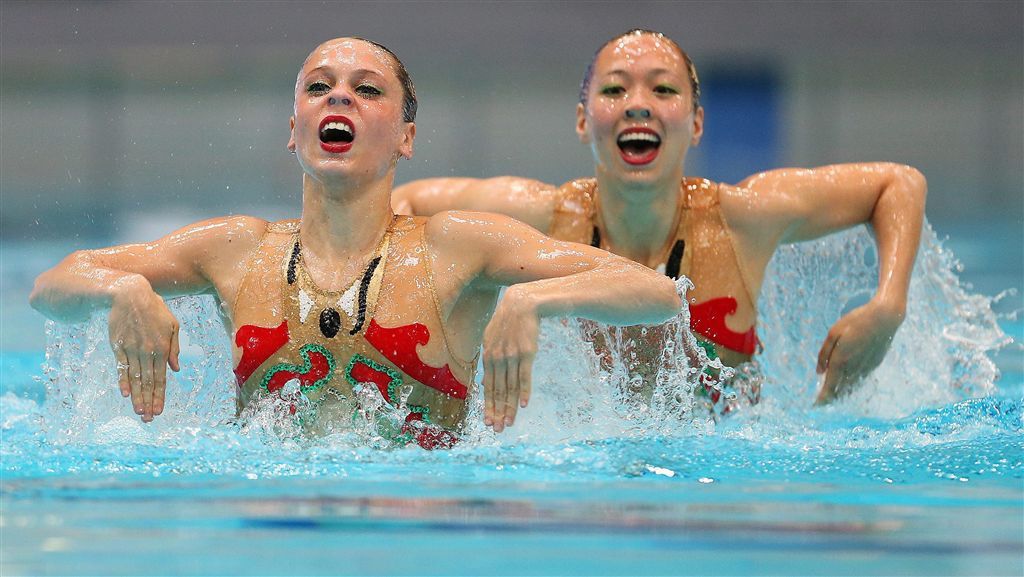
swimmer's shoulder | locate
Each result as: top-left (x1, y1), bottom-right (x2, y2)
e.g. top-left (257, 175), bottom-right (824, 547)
top-left (172, 215), bottom-right (273, 248)
top-left (422, 209), bottom-right (545, 254)
top-left (165, 215), bottom-right (277, 271)
top-left (716, 173), bottom-right (801, 256)
top-left (719, 169), bottom-right (806, 227)
top-left (546, 177), bottom-right (597, 242)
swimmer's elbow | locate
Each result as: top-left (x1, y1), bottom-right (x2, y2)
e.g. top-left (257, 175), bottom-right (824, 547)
top-left (28, 277), bottom-right (45, 313)
top-left (903, 165), bottom-right (928, 202)
top-left (887, 164), bottom-right (928, 203)
top-left (648, 275), bottom-right (684, 323)
top-left (29, 251), bottom-right (91, 320)
top-left (29, 269), bottom-right (59, 318)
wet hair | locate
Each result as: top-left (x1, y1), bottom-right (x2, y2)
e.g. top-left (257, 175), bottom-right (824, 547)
top-left (351, 37), bottom-right (418, 123)
top-left (578, 29), bottom-right (701, 112)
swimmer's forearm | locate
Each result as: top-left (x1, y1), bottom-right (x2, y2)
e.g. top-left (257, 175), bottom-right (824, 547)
top-left (509, 263), bottom-right (682, 326)
top-left (870, 165), bottom-right (927, 314)
top-left (30, 252), bottom-right (153, 322)
top-left (393, 178), bottom-right (483, 216)
top-left (397, 177), bottom-right (557, 232)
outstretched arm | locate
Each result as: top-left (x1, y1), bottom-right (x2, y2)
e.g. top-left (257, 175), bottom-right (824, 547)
top-left (428, 211), bottom-right (682, 432)
top-left (30, 216), bottom-right (264, 421)
top-left (393, 176), bottom-right (560, 233)
top-left (731, 162), bottom-right (927, 403)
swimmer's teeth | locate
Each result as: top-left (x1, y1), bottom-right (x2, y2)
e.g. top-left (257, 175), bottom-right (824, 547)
top-left (617, 133), bottom-right (661, 145)
top-left (323, 122), bottom-right (352, 134)
top-left (320, 121), bottom-right (354, 143)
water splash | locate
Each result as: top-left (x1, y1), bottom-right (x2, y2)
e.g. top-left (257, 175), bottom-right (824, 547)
top-left (758, 223), bottom-right (1012, 420)
top-left (6, 220), bottom-right (1018, 483)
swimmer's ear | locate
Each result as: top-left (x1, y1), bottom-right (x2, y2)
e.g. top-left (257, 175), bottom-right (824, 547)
top-left (575, 103), bottom-right (590, 143)
top-left (287, 116), bottom-right (296, 153)
top-left (399, 122), bottom-right (415, 160)
top-left (690, 106), bottom-right (704, 147)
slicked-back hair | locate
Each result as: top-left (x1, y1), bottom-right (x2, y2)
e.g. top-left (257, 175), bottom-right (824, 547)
top-left (352, 37), bottom-right (418, 123)
top-left (578, 29), bottom-right (700, 113)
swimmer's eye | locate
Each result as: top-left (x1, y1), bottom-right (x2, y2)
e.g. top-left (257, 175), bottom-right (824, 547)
top-left (355, 84), bottom-right (382, 97)
top-left (654, 85), bottom-right (680, 95)
top-left (307, 81), bottom-right (331, 95)
top-left (599, 85), bottom-right (625, 97)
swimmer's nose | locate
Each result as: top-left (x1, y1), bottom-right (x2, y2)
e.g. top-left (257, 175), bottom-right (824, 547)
top-left (625, 108), bottom-right (651, 119)
top-left (327, 86), bottom-right (354, 107)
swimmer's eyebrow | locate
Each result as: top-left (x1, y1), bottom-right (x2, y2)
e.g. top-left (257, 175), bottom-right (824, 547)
top-left (601, 69), bottom-right (629, 78)
top-left (301, 66), bottom-right (387, 81)
top-left (600, 67), bottom-right (680, 80)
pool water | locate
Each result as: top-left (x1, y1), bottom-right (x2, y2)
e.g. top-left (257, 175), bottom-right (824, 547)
top-left (1, 224), bottom-right (1021, 576)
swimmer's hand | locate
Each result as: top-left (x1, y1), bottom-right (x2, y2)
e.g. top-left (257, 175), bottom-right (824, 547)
top-left (815, 298), bottom-right (904, 405)
top-left (108, 276), bottom-right (181, 422)
top-left (481, 285), bottom-right (538, 433)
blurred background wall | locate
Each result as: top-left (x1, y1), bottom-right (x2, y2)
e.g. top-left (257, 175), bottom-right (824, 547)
top-left (2, 0), bottom-right (1021, 240)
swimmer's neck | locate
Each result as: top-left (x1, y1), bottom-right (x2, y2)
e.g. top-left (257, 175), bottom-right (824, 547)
top-left (593, 166), bottom-right (684, 268)
top-left (299, 172), bottom-right (395, 264)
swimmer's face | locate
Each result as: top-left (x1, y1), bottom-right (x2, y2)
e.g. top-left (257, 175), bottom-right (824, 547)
top-left (577, 33), bottom-right (703, 184)
top-left (288, 38), bottom-right (415, 182)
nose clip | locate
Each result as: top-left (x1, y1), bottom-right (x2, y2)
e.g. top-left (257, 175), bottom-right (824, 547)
top-left (625, 108), bottom-right (651, 119)
top-left (328, 96), bottom-right (352, 106)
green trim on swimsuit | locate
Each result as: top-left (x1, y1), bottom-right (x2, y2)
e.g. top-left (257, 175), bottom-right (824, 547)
top-left (259, 343), bottom-right (336, 393)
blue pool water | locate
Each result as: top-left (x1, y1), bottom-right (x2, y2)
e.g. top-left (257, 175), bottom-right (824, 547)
top-left (1, 223), bottom-right (1021, 576)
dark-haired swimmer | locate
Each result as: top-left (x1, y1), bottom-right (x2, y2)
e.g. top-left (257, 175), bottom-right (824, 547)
top-left (393, 29), bottom-right (927, 407)
top-left (30, 37), bottom-right (681, 445)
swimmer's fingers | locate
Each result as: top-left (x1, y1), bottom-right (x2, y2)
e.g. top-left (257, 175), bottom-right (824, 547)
top-left (114, 346), bottom-right (131, 398)
top-left (817, 339), bottom-right (872, 405)
top-left (518, 355), bottom-right (534, 410)
top-left (815, 368), bottom-right (842, 405)
top-left (168, 323), bottom-right (181, 373)
top-left (816, 329), bottom-right (840, 375)
top-left (815, 336), bottom-right (850, 405)
top-left (153, 325), bottom-right (178, 418)
top-left (822, 367), bottom-right (862, 405)
top-left (152, 350), bottom-right (167, 418)
top-left (482, 355), bottom-right (496, 429)
top-left (141, 352), bottom-right (156, 422)
top-left (491, 358), bottom-right (510, 433)
top-left (503, 356), bottom-right (520, 429)
top-left (128, 352), bottom-right (145, 417)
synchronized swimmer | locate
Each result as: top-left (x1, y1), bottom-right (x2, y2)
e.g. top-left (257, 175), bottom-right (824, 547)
top-left (393, 29), bottom-right (927, 409)
top-left (31, 30), bottom-right (928, 447)
top-left (29, 37), bottom-right (681, 446)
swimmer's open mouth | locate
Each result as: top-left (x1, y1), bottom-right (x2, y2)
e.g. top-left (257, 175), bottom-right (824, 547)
top-left (617, 128), bottom-right (661, 166)
top-left (319, 115), bottom-right (355, 153)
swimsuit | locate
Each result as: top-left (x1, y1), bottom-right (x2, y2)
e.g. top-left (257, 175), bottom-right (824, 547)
top-left (551, 177), bottom-right (762, 412)
top-left (550, 177), bottom-right (760, 358)
top-left (230, 217), bottom-right (475, 449)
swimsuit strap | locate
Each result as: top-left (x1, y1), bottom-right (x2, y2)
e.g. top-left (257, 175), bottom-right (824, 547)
top-left (230, 218), bottom-right (298, 315)
top-left (705, 182), bottom-right (760, 313)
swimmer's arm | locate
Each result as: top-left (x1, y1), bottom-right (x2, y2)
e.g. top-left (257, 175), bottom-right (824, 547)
top-left (30, 216), bottom-right (265, 422)
top-left (433, 211), bottom-right (681, 432)
top-left (30, 216), bottom-right (264, 322)
top-left (732, 162), bottom-right (927, 401)
top-left (393, 176), bottom-right (559, 232)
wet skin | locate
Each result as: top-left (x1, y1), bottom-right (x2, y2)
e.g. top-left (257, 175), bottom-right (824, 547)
top-left (30, 38), bottom-right (682, 433)
top-left (392, 31), bottom-right (927, 404)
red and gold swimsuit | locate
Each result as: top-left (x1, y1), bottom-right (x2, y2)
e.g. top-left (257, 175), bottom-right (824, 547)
top-left (229, 216), bottom-right (476, 449)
